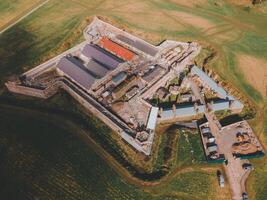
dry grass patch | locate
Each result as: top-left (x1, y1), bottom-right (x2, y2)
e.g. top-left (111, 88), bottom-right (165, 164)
top-left (100, 0), bottom-right (152, 13)
top-left (169, 0), bottom-right (208, 8)
top-left (237, 54), bottom-right (267, 99)
top-left (168, 11), bottom-right (215, 30)
top-left (227, 0), bottom-right (252, 6)
top-left (0, 0), bottom-right (42, 28)
top-left (114, 12), bottom-right (185, 32)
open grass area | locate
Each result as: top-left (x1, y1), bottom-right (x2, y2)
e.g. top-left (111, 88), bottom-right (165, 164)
top-left (147, 169), bottom-right (231, 200)
top-left (176, 130), bottom-right (205, 168)
top-left (0, 0), bottom-right (267, 199)
top-left (0, 104), bottom-right (218, 200)
top-left (0, 104), bottom-right (159, 200)
top-left (0, 0), bottom-right (43, 29)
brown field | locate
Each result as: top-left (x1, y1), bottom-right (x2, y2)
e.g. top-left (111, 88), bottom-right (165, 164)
top-left (168, 11), bottom-right (215, 30)
top-left (237, 54), bottom-right (267, 99)
top-left (169, 0), bottom-right (208, 8)
top-left (227, 0), bottom-right (252, 6)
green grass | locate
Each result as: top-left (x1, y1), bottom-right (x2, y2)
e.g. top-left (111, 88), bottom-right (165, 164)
top-left (0, 104), bottom-right (215, 200)
top-left (168, 171), bottom-right (211, 197)
top-left (253, 170), bottom-right (267, 200)
top-left (0, 105), bottom-right (154, 200)
top-left (154, 134), bottom-right (168, 170)
top-left (176, 131), bottom-right (205, 168)
top-left (150, 171), bottom-right (213, 200)
top-left (229, 32), bottom-right (267, 58)
top-left (0, 0), bottom-right (41, 26)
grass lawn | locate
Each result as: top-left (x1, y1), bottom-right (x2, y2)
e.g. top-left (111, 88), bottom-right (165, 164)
top-left (176, 130), bottom-right (205, 168)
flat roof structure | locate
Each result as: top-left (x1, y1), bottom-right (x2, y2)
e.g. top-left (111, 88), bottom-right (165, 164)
top-left (161, 109), bottom-right (174, 119)
top-left (212, 100), bottom-right (230, 111)
top-left (99, 37), bottom-right (136, 61)
top-left (160, 104), bottom-right (201, 120)
top-left (82, 44), bottom-right (123, 70)
top-left (147, 107), bottom-right (159, 130)
top-left (57, 57), bottom-right (96, 90)
top-left (116, 34), bottom-right (158, 56)
top-left (191, 66), bottom-right (228, 99)
top-left (231, 100), bottom-right (244, 110)
top-left (175, 104), bottom-right (196, 117)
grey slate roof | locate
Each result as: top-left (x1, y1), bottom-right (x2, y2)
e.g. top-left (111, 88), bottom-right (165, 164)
top-left (161, 109), bottom-right (174, 119)
top-left (175, 104), bottom-right (196, 117)
top-left (57, 57), bottom-right (96, 90)
top-left (116, 34), bottom-right (158, 56)
top-left (161, 104), bottom-right (198, 120)
top-left (191, 66), bottom-right (228, 99)
top-left (212, 100), bottom-right (230, 111)
top-left (86, 59), bottom-right (110, 78)
top-left (142, 66), bottom-right (163, 82)
top-left (82, 44), bottom-right (123, 70)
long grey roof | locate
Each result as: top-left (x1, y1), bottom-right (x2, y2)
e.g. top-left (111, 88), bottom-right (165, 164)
top-left (82, 44), bottom-right (123, 70)
top-left (175, 104), bottom-right (196, 117)
top-left (142, 66), bottom-right (163, 82)
top-left (116, 34), bottom-right (158, 56)
top-left (191, 66), bottom-right (228, 99)
top-left (86, 59), bottom-right (110, 78)
top-left (57, 57), bottom-right (96, 90)
top-left (231, 100), bottom-right (243, 110)
top-left (161, 109), bottom-right (174, 119)
top-left (161, 104), bottom-right (198, 119)
top-left (147, 107), bottom-right (159, 130)
top-left (212, 100), bottom-right (230, 111)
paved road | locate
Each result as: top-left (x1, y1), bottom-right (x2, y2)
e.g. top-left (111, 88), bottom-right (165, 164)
top-left (190, 78), bottom-right (250, 200)
top-left (0, 0), bottom-right (50, 35)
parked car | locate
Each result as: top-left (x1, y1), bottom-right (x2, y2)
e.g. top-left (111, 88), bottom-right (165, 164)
top-left (242, 163), bottom-right (253, 170)
top-left (216, 170), bottom-right (224, 188)
top-left (242, 192), bottom-right (249, 200)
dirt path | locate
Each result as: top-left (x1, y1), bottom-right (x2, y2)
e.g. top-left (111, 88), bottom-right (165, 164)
top-left (0, 0), bottom-right (50, 35)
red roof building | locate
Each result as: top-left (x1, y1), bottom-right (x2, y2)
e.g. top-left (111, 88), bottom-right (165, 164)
top-left (99, 37), bottom-right (136, 61)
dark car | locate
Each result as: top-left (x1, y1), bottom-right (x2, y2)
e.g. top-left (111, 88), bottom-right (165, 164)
top-left (242, 192), bottom-right (249, 200)
top-left (242, 163), bottom-right (253, 170)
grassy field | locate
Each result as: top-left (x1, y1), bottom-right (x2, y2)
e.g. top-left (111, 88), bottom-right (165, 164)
top-left (0, 0), bottom-right (46, 32)
top-left (0, 0), bottom-right (267, 199)
top-left (0, 103), bottom-right (218, 200)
